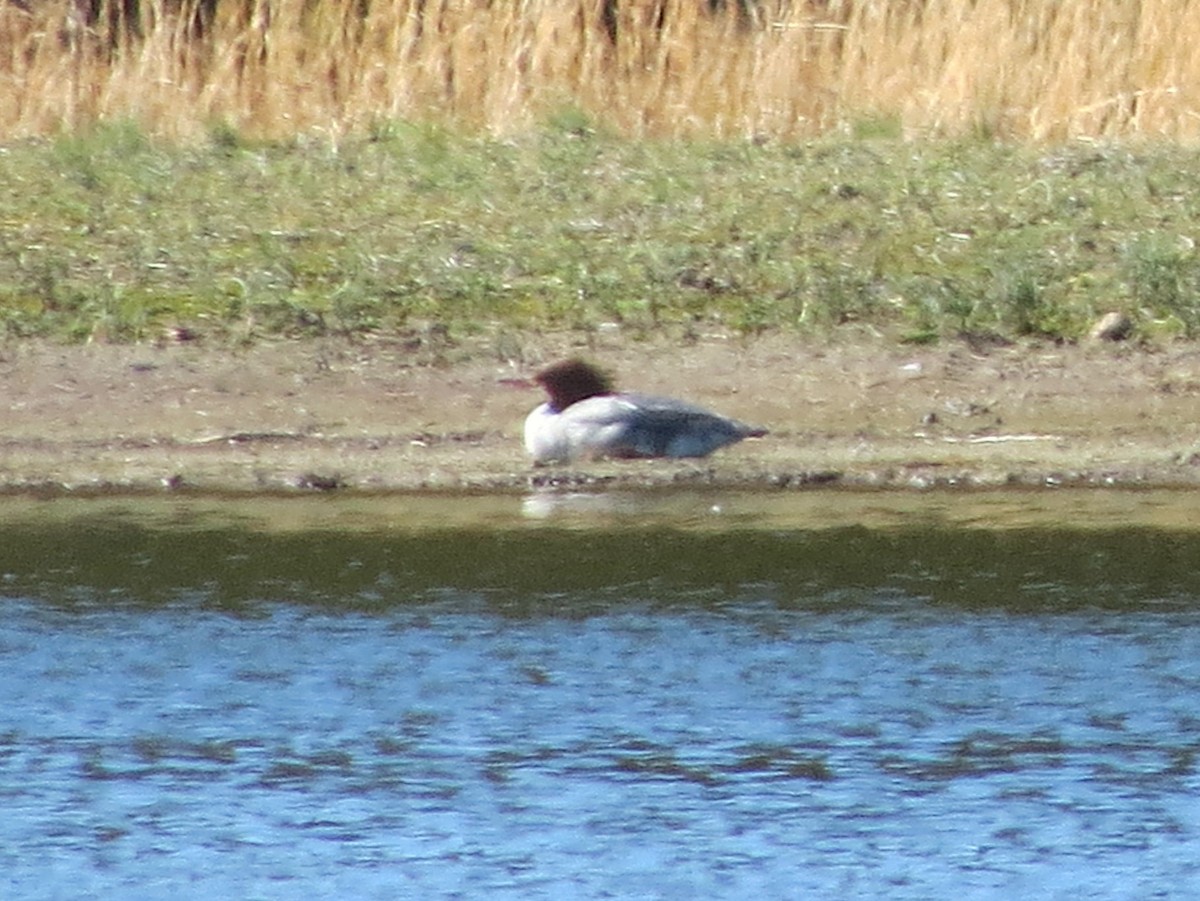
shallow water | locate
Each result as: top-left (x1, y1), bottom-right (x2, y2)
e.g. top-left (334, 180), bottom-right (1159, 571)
top-left (3, 491), bottom-right (1200, 899)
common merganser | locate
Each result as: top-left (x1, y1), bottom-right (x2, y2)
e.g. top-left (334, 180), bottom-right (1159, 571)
top-left (524, 358), bottom-right (768, 464)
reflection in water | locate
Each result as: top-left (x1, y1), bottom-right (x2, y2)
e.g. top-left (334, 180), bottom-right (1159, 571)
top-left (1, 495), bottom-right (1200, 897)
top-left (3, 499), bottom-right (1200, 612)
top-left (521, 488), bottom-right (731, 521)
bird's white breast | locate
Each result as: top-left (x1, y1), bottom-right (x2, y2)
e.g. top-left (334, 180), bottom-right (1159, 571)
top-left (524, 403), bottom-right (570, 463)
top-left (524, 397), bottom-right (640, 463)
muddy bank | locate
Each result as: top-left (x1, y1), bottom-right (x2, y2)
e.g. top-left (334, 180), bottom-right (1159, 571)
top-left (3, 332), bottom-right (1200, 495)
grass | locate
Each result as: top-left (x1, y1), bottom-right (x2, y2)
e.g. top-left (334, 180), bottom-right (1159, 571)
top-left (4, 123), bottom-right (1200, 346)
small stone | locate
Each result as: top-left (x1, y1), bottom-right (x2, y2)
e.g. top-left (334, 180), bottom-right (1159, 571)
top-left (1090, 311), bottom-right (1133, 341)
top-left (163, 326), bottom-right (200, 343)
top-left (296, 472), bottom-right (344, 491)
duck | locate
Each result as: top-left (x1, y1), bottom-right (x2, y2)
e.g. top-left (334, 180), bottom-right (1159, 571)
top-left (524, 358), bottom-right (767, 464)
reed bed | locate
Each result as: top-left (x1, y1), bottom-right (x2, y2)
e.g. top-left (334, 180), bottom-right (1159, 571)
top-left (4, 0), bottom-right (1200, 143)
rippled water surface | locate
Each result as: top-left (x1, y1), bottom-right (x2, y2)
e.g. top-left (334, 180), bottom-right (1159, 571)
top-left (3, 491), bottom-right (1200, 899)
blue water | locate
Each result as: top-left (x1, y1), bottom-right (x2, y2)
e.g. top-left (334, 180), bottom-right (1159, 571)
top-left (2, 496), bottom-right (1200, 899)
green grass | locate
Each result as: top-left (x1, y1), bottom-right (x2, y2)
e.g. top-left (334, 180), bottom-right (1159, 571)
top-left (3, 123), bottom-right (1200, 346)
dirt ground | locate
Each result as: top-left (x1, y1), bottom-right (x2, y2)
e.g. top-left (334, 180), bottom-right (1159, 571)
top-left (3, 329), bottom-right (1200, 494)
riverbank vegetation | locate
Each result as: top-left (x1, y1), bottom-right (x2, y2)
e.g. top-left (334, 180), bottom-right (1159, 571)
top-left (4, 0), bottom-right (1200, 143)
top-left (4, 125), bottom-right (1200, 346)
top-left (3, 2), bottom-right (1200, 347)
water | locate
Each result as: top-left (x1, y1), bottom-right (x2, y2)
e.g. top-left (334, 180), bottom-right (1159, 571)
top-left (2, 491), bottom-right (1200, 899)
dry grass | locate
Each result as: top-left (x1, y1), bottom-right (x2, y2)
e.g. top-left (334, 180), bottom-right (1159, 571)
top-left (4, 0), bottom-right (1200, 143)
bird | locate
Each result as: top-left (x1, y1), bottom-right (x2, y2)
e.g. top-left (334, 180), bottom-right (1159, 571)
top-left (523, 358), bottom-right (767, 464)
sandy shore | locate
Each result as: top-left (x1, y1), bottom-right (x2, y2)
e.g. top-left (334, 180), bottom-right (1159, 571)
top-left (3, 331), bottom-right (1200, 494)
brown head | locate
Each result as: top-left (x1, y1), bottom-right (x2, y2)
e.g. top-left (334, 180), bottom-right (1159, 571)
top-left (534, 358), bottom-right (615, 411)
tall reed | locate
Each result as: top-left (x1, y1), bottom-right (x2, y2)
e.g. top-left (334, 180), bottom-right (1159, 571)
top-left (3, 0), bottom-right (1200, 142)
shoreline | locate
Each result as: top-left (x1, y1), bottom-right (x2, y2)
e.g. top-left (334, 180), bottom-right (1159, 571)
top-left (3, 333), bottom-right (1200, 497)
